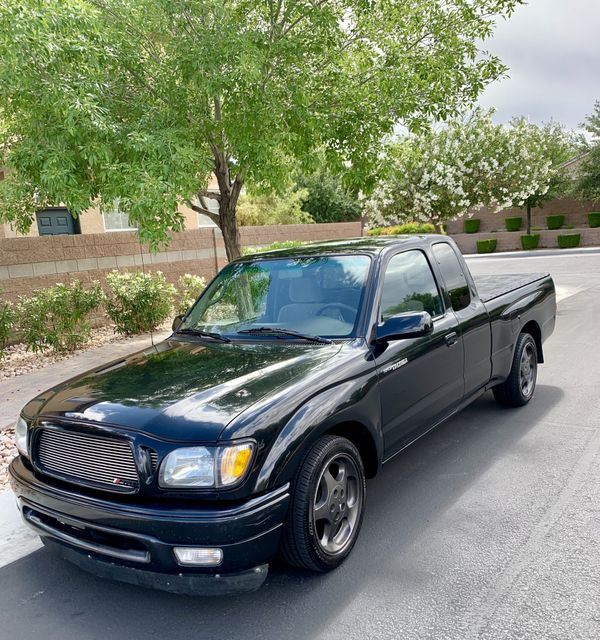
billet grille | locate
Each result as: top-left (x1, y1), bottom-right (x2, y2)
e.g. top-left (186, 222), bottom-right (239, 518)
top-left (37, 428), bottom-right (140, 492)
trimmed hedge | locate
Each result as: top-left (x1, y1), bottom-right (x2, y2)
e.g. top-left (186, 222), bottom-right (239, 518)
top-left (476, 239), bottom-right (497, 254)
top-left (557, 233), bottom-right (581, 249)
top-left (367, 222), bottom-right (436, 236)
top-left (588, 212), bottom-right (600, 228)
top-left (546, 214), bottom-right (565, 230)
top-left (505, 217), bottom-right (522, 232)
top-left (463, 219), bottom-right (481, 234)
top-left (520, 234), bottom-right (540, 250)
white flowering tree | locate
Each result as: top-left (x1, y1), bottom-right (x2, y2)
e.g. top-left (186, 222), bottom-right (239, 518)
top-left (365, 112), bottom-right (573, 234)
top-left (498, 119), bottom-right (574, 235)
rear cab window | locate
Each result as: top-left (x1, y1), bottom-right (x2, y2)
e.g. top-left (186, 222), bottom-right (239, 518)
top-left (431, 243), bottom-right (471, 312)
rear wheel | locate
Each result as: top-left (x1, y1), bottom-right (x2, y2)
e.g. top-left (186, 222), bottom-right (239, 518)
top-left (280, 435), bottom-right (366, 572)
top-left (493, 332), bottom-right (538, 407)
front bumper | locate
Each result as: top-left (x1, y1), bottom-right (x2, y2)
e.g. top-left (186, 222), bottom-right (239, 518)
top-left (9, 457), bottom-right (290, 595)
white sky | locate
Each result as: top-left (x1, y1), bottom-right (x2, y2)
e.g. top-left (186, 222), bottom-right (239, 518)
top-left (478, 0), bottom-right (599, 130)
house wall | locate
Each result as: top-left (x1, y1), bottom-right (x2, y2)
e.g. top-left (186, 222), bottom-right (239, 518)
top-left (0, 222), bottom-right (363, 304)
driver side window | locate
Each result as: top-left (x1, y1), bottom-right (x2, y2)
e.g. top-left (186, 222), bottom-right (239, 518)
top-left (380, 251), bottom-right (443, 321)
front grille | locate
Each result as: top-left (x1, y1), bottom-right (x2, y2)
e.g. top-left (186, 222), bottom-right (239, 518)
top-left (36, 428), bottom-right (140, 493)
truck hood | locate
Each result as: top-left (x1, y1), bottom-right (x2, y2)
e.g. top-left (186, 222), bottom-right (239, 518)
top-left (24, 338), bottom-right (343, 442)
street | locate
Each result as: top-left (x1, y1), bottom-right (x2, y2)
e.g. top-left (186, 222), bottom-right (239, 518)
top-left (1, 249), bottom-right (599, 640)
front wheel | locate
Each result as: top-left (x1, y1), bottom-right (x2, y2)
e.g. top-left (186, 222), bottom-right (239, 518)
top-left (280, 435), bottom-right (366, 572)
top-left (493, 332), bottom-right (538, 407)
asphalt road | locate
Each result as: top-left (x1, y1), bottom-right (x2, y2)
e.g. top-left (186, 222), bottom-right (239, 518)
top-left (1, 249), bottom-right (599, 640)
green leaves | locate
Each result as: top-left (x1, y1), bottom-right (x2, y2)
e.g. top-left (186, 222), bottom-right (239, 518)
top-left (574, 101), bottom-right (600, 202)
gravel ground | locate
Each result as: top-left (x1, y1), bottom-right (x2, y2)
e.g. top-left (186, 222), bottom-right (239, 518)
top-left (0, 322), bottom-right (170, 488)
top-left (0, 427), bottom-right (17, 490)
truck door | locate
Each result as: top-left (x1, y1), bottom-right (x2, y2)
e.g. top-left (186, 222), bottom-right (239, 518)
top-left (431, 242), bottom-right (492, 397)
top-left (376, 249), bottom-right (464, 458)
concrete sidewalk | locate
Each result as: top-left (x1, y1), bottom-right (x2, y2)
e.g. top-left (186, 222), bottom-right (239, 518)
top-left (0, 329), bottom-right (170, 432)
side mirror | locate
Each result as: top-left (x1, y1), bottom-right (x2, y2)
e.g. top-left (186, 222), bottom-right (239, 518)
top-left (375, 311), bottom-right (433, 343)
top-left (172, 314), bottom-right (185, 332)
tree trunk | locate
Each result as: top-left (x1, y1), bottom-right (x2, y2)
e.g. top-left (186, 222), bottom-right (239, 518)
top-left (218, 195), bottom-right (242, 262)
top-left (526, 204), bottom-right (532, 236)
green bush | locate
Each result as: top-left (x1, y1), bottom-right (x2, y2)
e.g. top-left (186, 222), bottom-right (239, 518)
top-left (243, 240), bottom-right (306, 256)
top-left (476, 239), bottom-right (497, 254)
top-left (16, 281), bottom-right (105, 353)
top-left (105, 270), bottom-right (176, 335)
top-left (505, 217), bottom-right (522, 232)
top-left (463, 219), bottom-right (481, 234)
top-left (520, 234), bottom-right (540, 250)
top-left (177, 274), bottom-right (206, 315)
top-left (367, 222), bottom-right (436, 236)
top-left (0, 291), bottom-right (14, 360)
top-left (546, 214), bottom-right (565, 230)
top-left (588, 212), bottom-right (600, 228)
top-left (557, 233), bottom-right (581, 249)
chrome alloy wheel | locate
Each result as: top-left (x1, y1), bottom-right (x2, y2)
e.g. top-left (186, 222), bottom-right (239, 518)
top-left (311, 453), bottom-right (363, 556)
top-left (519, 341), bottom-right (537, 398)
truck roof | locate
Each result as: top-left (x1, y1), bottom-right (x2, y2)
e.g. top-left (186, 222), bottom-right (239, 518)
top-left (239, 234), bottom-right (449, 260)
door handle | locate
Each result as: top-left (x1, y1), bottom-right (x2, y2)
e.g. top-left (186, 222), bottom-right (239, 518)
top-left (445, 332), bottom-right (458, 347)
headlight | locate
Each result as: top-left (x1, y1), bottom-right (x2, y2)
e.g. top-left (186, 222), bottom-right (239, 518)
top-left (159, 442), bottom-right (254, 488)
top-left (15, 416), bottom-right (29, 458)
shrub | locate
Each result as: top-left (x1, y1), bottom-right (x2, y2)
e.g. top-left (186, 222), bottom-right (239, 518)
top-left (0, 291), bottom-right (14, 359)
top-left (557, 233), bottom-right (581, 249)
top-left (520, 234), bottom-right (540, 250)
top-left (105, 270), bottom-right (176, 335)
top-left (243, 240), bottom-right (306, 256)
top-left (588, 212), bottom-right (600, 228)
top-left (463, 219), bottom-right (480, 234)
top-left (546, 214), bottom-right (565, 230)
top-left (476, 239), bottom-right (497, 254)
top-left (16, 281), bottom-right (104, 353)
top-left (367, 222), bottom-right (436, 236)
top-left (177, 274), bottom-right (206, 315)
top-left (505, 217), bottom-right (522, 232)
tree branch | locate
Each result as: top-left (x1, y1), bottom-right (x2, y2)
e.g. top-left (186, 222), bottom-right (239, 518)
top-left (188, 199), bottom-right (221, 225)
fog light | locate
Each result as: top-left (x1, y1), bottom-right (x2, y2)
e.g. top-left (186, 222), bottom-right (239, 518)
top-left (173, 547), bottom-right (223, 567)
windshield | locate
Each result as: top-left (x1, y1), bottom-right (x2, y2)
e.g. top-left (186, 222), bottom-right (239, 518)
top-left (180, 255), bottom-right (372, 340)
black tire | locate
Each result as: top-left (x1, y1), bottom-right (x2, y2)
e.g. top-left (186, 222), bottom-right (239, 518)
top-left (493, 332), bottom-right (538, 407)
top-left (280, 435), bottom-right (366, 572)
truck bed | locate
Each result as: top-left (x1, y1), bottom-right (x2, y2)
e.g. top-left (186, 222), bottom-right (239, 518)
top-left (473, 273), bottom-right (551, 303)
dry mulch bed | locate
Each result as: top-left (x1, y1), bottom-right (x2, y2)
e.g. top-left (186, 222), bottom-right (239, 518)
top-left (0, 324), bottom-right (168, 381)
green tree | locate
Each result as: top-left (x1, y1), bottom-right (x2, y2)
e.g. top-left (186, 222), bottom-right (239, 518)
top-left (0, 0), bottom-right (522, 260)
top-left (237, 187), bottom-right (313, 226)
top-left (574, 101), bottom-right (600, 203)
top-left (296, 168), bottom-right (362, 223)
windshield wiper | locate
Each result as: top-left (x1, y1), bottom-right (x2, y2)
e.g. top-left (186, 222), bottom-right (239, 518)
top-left (175, 328), bottom-right (231, 343)
top-left (237, 327), bottom-right (332, 344)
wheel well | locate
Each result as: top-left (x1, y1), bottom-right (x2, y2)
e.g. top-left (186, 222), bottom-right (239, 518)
top-left (521, 320), bottom-right (543, 363)
top-left (323, 422), bottom-right (379, 479)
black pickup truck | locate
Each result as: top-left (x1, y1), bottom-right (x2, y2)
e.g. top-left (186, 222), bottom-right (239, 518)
top-left (9, 235), bottom-right (556, 594)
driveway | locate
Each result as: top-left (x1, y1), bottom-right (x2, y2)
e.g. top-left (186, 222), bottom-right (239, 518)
top-left (0, 249), bottom-right (599, 640)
